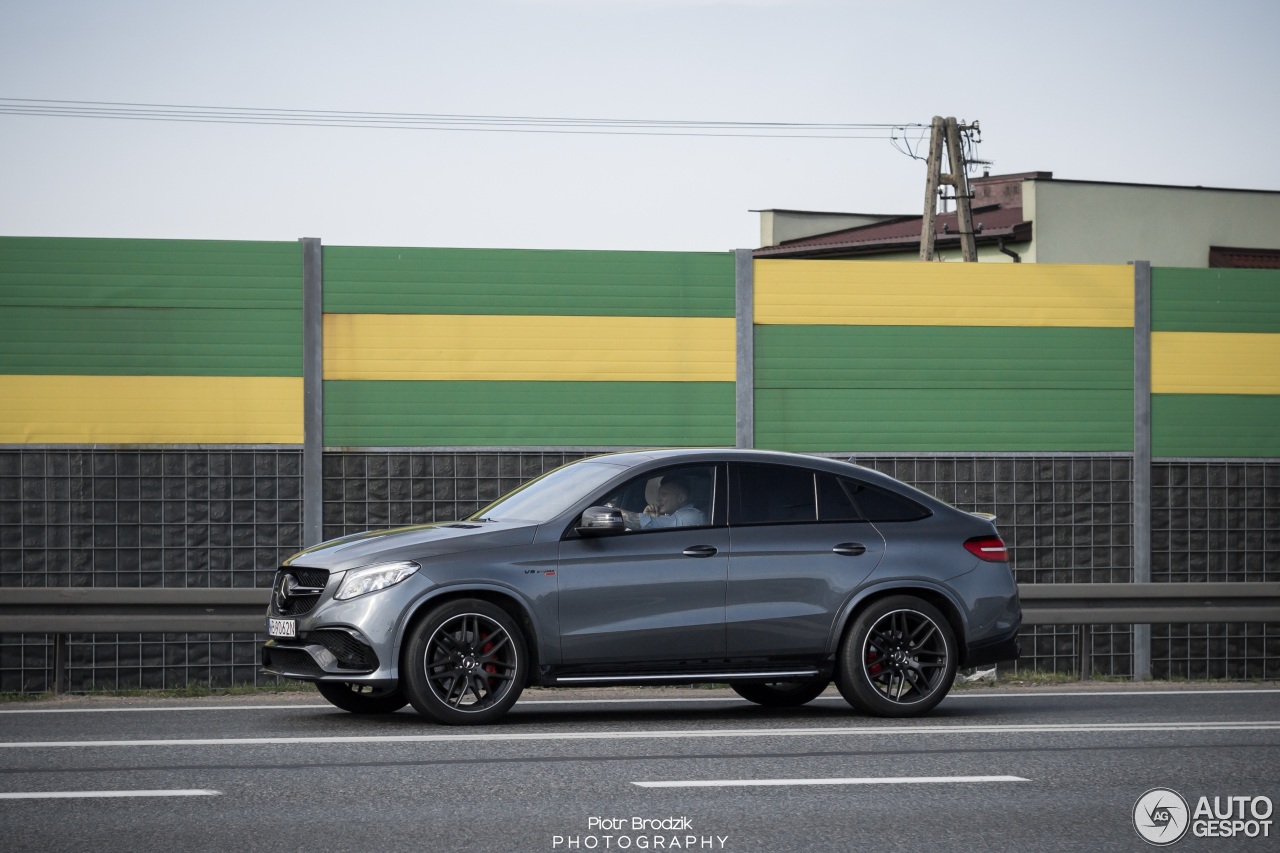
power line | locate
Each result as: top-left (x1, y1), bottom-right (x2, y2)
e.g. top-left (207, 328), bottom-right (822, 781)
top-left (0, 98), bottom-right (924, 140)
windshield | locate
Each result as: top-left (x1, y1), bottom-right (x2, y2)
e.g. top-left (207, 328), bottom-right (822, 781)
top-left (469, 460), bottom-right (624, 524)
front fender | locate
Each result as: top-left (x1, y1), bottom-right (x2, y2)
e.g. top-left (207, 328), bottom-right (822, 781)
top-left (391, 581), bottom-right (557, 684)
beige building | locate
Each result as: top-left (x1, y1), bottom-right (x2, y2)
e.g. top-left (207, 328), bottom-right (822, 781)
top-left (755, 172), bottom-right (1280, 267)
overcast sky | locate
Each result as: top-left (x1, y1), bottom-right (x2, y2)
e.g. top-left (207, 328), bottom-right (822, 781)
top-left (2, 0), bottom-right (1277, 252)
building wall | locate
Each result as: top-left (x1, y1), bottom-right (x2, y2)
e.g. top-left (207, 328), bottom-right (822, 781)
top-left (1025, 181), bottom-right (1280, 267)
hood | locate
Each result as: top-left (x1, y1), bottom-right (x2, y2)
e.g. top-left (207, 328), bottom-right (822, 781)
top-left (282, 520), bottom-right (538, 571)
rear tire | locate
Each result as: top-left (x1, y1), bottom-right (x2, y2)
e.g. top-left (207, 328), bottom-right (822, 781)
top-left (316, 681), bottom-right (408, 714)
top-left (836, 595), bottom-right (956, 717)
top-left (730, 677), bottom-right (830, 707)
top-left (403, 598), bottom-right (527, 725)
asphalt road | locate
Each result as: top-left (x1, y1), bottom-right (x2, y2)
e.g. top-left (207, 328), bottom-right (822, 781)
top-left (1, 684), bottom-right (1277, 853)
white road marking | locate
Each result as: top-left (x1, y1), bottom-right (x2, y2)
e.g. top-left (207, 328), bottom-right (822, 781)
top-left (634, 775), bottom-right (1030, 788)
top-left (0, 789), bottom-right (220, 800)
top-left (1, 688), bottom-right (1276, 713)
top-left (2, 720), bottom-right (1277, 749)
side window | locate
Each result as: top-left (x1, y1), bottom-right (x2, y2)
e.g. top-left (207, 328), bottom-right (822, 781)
top-left (732, 464), bottom-right (816, 525)
top-left (844, 477), bottom-right (931, 522)
top-left (817, 474), bottom-right (865, 521)
top-left (597, 465), bottom-right (716, 532)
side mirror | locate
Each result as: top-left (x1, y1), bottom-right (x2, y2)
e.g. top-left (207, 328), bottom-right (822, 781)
top-left (576, 506), bottom-right (625, 537)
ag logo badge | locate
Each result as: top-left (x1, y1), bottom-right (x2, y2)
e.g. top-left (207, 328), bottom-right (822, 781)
top-left (1134, 788), bottom-right (1190, 846)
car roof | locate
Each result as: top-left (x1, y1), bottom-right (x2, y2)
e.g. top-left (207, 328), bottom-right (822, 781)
top-left (577, 448), bottom-right (951, 511)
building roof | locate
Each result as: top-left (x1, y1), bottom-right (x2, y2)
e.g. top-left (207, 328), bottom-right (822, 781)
top-left (755, 203), bottom-right (1030, 259)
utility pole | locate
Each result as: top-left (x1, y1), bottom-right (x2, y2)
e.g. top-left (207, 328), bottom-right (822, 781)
top-left (919, 115), bottom-right (979, 262)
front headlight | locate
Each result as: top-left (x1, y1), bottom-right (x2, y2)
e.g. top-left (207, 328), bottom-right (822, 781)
top-left (334, 560), bottom-right (420, 600)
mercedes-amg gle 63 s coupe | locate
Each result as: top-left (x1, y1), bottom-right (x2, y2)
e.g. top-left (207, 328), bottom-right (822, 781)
top-left (263, 449), bottom-right (1020, 724)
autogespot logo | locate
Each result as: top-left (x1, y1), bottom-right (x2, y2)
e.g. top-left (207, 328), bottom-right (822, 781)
top-left (1134, 788), bottom-right (1191, 846)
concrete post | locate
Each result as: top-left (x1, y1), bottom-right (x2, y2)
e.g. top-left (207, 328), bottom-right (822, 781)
top-left (1133, 261), bottom-right (1153, 680)
top-left (735, 249), bottom-right (754, 449)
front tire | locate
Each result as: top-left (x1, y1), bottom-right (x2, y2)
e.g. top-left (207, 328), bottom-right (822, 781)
top-left (403, 598), bottom-right (527, 725)
top-left (316, 681), bottom-right (408, 714)
top-left (836, 595), bottom-right (957, 717)
top-left (731, 677), bottom-right (830, 707)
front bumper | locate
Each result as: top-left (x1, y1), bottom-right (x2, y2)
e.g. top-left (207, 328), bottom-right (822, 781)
top-left (262, 628), bottom-right (382, 681)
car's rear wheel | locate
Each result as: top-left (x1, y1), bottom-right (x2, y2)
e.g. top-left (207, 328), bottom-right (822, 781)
top-left (403, 598), bottom-right (527, 725)
top-left (836, 595), bottom-right (956, 717)
top-left (316, 681), bottom-right (408, 714)
top-left (730, 677), bottom-right (830, 707)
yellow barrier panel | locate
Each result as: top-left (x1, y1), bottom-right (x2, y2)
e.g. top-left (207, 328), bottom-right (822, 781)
top-left (0, 376), bottom-right (303, 443)
top-left (323, 314), bottom-right (735, 382)
top-left (755, 260), bottom-right (1134, 327)
top-left (1153, 332), bottom-right (1280, 395)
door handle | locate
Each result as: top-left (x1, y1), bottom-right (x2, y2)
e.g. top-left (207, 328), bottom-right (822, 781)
top-left (832, 542), bottom-right (867, 557)
top-left (682, 545), bottom-right (719, 558)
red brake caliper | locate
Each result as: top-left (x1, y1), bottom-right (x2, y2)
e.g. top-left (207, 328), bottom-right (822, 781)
top-left (480, 633), bottom-right (497, 687)
top-left (866, 649), bottom-right (883, 676)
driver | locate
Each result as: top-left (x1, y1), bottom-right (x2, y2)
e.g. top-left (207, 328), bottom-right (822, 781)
top-left (622, 476), bottom-right (705, 529)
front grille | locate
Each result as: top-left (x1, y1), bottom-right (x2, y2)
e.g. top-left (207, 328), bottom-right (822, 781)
top-left (263, 646), bottom-right (325, 678)
top-left (310, 630), bottom-right (378, 671)
top-left (275, 594), bottom-right (321, 617)
top-left (291, 567), bottom-right (329, 588)
top-left (270, 567), bottom-right (330, 617)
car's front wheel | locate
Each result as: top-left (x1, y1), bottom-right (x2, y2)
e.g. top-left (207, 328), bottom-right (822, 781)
top-left (730, 677), bottom-right (830, 707)
top-left (403, 598), bottom-right (527, 725)
top-left (836, 595), bottom-right (957, 717)
top-left (316, 681), bottom-right (408, 714)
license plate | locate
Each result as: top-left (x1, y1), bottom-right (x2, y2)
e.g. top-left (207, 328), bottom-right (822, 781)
top-left (268, 618), bottom-right (296, 638)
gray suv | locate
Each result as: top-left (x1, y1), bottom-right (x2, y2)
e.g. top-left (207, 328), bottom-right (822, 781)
top-left (263, 449), bottom-right (1020, 724)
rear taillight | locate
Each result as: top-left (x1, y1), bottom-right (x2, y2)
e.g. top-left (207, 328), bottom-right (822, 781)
top-left (964, 536), bottom-right (1008, 562)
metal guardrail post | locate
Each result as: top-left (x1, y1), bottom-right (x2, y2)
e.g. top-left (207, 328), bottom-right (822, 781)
top-left (1077, 624), bottom-right (1092, 680)
top-left (53, 633), bottom-right (68, 695)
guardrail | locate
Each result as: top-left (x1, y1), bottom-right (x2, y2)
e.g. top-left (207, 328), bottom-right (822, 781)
top-left (3, 583), bottom-right (1278, 692)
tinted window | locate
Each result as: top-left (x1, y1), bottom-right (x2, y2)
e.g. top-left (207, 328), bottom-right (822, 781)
top-left (817, 474), bottom-right (864, 521)
top-left (848, 478), bottom-right (930, 522)
top-left (732, 464), bottom-right (816, 525)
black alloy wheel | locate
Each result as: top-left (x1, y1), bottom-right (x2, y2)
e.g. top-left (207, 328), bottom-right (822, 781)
top-left (403, 598), bottom-right (527, 725)
top-left (836, 595), bottom-right (957, 717)
top-left (316, 681), bottom-right (409, 714)
top-left (730, 677), bottom-right (831, 707)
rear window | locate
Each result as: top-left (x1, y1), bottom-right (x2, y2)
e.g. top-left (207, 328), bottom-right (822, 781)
top-left (837, 475), bottom-right (931, 522)
top-left (818, 474), bottom-right (930, 522)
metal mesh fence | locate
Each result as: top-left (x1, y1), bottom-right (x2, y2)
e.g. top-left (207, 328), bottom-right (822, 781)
top-left (0, 448), bottom-right (302, 590)
top-left (1152, 623), bottom-right (1280, 679)
top-left (2, 450), bottom-right (1277, 691)
top-left (322, 450), bottom-right (595, 539)
top-left (1152, 460), bottom-right (1280, 583)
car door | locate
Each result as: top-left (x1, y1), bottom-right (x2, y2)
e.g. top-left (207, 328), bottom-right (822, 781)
top-left (556, 464), bottom-right (728, 667)
top-left (726, 463), bottom-right (886, 657)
